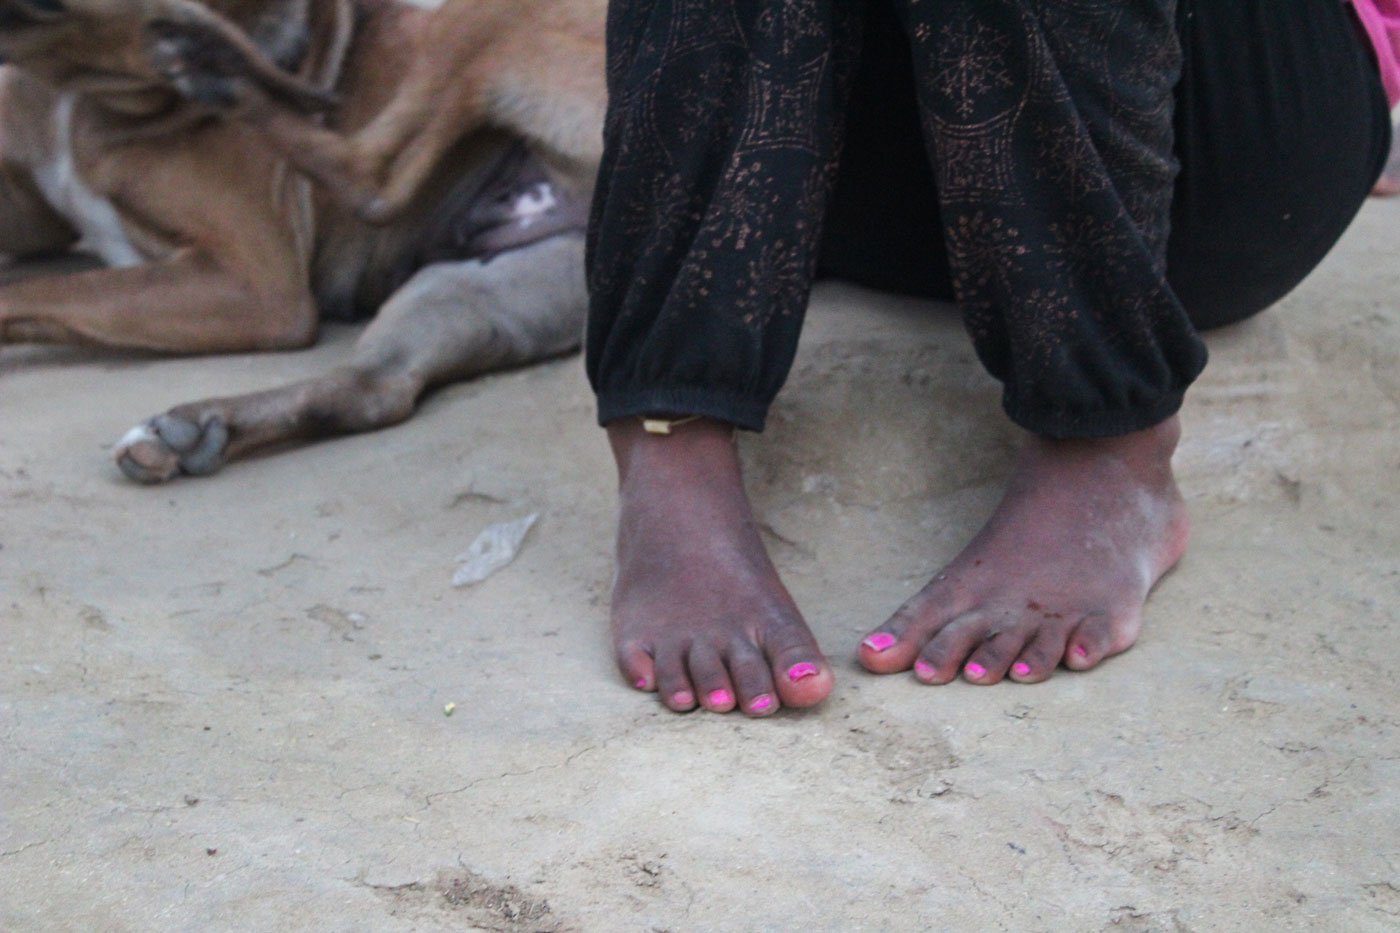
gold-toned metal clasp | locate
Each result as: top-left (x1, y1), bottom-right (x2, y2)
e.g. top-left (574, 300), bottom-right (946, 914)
top-left (640, 414), bottom-right (703, 435)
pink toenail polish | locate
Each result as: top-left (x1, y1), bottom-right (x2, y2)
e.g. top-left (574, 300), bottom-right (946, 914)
top-left (749, 694), bottom-right (774, 713)
top-left (787, 662), bottom-right (819, 682)
top-left (965, 662), bottom-right (986, 678)
top-left (1074, 645), bottom-right (1088, 658)
top-left (672, 691), bottom-right (695, 707)
top-left (1013, 662), bottom-right (1032, 677)
top-left (863, 632), bottom-right (897, 652)
top-left (707, 689), bottom-right (734, 707)
top-left (915, 661), bottom-right (936, 680)
top-left (634, 678), bottom-right (648, 690)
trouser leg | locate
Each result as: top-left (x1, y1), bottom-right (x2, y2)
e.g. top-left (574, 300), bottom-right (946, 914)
top-left (591, 0), bottom-right (1390, 438)
top-left (898, 0), bottom-right (1205, 438)
top-left (586, 1), bottom-right (864, 431)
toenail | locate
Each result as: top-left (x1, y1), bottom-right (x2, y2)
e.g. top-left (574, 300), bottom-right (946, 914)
top-left (672, 691), bottom-right (695, 707)
top-left (786, 662), bottom-right (819, 682)
top-left (1013, 662), bottom-right (1032, 677)
top-left (964, 662), bottom-right (986, 678)
top-left (634, 678), bottom-right (648, 690)
top-left (749, 694), bottom-right (774, 713)
top-left (863, 632), bottom-right (897, 652)
top-left (914, 661), bottom-right (936, 680)
top-left (707, 689), bottom-right (733, 707)
top-left (1073, 645), bottom-right (1088, 658)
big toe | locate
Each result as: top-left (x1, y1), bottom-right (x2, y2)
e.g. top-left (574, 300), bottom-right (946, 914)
top-left (769, 640), bottom-right (834, 708)
top-left (857, 627), bottom-right (924, 674)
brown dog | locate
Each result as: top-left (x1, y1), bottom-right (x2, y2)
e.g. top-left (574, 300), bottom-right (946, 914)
top-left (0, 0), bottom-right (604, 482)
top-left (141, 0), bottom-right (607, 223)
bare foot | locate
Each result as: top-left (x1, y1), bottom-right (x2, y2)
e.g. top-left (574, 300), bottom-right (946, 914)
top-left (1373, 172), bottom-right (1400, 198)
top-left (1373, 131), bottom-right (1400, 197)
top-left (609, 419), bottom-right (834, 715)
top-left (859, 416), bottom-right (1189, 684)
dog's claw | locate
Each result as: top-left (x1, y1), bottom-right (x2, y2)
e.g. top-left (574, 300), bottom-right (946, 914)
top-left (114, 414), bottom-right (229, 484)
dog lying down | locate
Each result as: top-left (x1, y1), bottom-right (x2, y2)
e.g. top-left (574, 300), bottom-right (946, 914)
top-left (0, 0), bottom-right (605, 482)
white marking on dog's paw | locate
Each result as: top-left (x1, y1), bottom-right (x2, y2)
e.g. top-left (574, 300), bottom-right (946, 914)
top-left (114, 420), bottom-right (181, 484)
top-left (117, 423), bottom-right (158, 450)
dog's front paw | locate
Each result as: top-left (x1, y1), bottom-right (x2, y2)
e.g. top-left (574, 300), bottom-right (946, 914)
top-left (146, 20), bottom-right (248, 109)
top-left (114, 413), bottom-right (229, 484)
top-left (145, 18), bottom-right (336, 114)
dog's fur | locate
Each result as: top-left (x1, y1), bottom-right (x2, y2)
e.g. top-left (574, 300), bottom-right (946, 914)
top-left (0, 0), bottom-right (605, 482)
top-left (143, 0), bottom-right (606, 224)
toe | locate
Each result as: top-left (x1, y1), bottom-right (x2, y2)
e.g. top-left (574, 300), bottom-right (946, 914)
top-left (114, 424), bottom-right (180, 484)
top-left (726, 640), bottom-right (780, 717)
top-left (962, 626), bottom-right (1033, 685)
top-left (687, 644), bottom-right (738, 713)
top-left (156, 413), bottom-right (227, 476)
top-left (149, 413), bottom-right (202, 451)
top-left (1008, 624), bottom-right (1071, 683)
top-left (912, 613), bottom-right (998, 684)
top-left (858, 603), bottom-right (926, 674)
top-left (1065, 609), bottom-right (1141, 670)
top-left (859, 588), bottom-right (959, 674)
top-left (859, 625), bottom-right (918, 674)
top-left (615, 640), bottom-right (656, 693)
top-left (761, 620), bottom-right (832, 709)
top-left (652, 644), bottom-right (697, 711)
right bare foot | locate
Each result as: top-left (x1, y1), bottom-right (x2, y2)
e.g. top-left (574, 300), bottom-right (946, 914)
top-left (608, 419), bottom-right (834, 716)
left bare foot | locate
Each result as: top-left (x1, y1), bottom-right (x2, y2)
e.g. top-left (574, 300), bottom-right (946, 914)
top-left (858, 416), bottom-right (1189, 684)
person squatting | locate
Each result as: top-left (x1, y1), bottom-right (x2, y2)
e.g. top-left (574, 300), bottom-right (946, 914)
top-left (581, 0), bottom-right (1399, 715)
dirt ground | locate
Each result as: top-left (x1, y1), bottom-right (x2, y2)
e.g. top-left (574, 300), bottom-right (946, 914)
top-left (2, 196), bottom-right (1398, 931)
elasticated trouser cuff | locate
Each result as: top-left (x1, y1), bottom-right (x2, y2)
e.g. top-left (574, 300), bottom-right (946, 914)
top-left (1003, 385), bottom-right (1191, 440)
top-left (597, 387), bottom-right (772, 433)
top-left (598, 381), bottom-right (1191, 439)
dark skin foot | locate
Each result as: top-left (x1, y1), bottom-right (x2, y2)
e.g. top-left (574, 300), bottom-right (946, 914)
top-left (859, 416), bottom-right (1190, 684)
top-left (609, 419), bottom-right (834, 715)
top-left (1374, 128), bottom-right (1400, 197)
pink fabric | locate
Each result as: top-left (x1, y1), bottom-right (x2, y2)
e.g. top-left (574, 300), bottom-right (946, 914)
top-left (1354, 0), bottom-right (1400, 107)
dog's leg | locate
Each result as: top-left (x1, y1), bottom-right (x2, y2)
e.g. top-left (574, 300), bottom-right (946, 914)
top-left (0, 249), bottom-right (316, 351)
top-left (149, 33), bottom-right (465, 222)
top-left (143, 4), bottom-right (483, 222)
top-left (351, 98), bottom-right (477, 223)
top-left (143, 4), bottom-right (605, 225)
top-left (115, 234), bottom-right (586, 482)
top-left (145, 8), bottom-right (336, 116)
top-left (0, 162), bottom-right (78, 258)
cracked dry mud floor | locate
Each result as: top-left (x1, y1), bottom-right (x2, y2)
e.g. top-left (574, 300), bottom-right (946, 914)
top-left (3, 198), bottom-right (1399, 932)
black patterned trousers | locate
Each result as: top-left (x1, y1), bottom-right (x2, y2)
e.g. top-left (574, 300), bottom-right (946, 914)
top-left (586, 0), bottom-right (1391, 437)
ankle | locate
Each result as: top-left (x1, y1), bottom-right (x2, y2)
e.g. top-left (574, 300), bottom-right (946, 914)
top-left (607, 417), bottom-right (740, 487)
